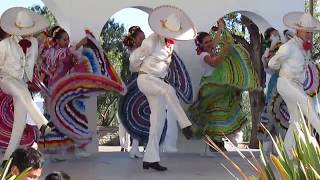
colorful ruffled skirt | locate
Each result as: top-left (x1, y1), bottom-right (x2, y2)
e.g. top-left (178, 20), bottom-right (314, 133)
top-left (189, 44), bottom-right (258, 139)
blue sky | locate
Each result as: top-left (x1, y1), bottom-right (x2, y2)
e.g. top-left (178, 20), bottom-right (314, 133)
top-left (111, 8), bottom-right (153, 36)
top-left (0, 0), bottom-right (153, 36)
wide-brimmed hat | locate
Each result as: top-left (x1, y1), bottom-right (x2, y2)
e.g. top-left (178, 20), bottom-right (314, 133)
top-left (283, 12), bottom-right (320, 32)
top-left (148, 5), bottom-right (197, 41)
top-left (0, 7), bottom-right (49, 36)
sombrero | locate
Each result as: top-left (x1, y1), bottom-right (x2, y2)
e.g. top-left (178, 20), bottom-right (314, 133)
top-left (148, 5), bottom-right (197, 40)
top-left (0, 7), bottom-right (49, 36)
top-left (283, 12), bottom-right (320, 32)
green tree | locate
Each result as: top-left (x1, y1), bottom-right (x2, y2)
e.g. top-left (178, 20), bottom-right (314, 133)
top-left (306, 0), bottom-right (320, 60)
top-left (30, 5), bottom-right (57, 27)
top-left (97, 18), bottom-right (130, 127)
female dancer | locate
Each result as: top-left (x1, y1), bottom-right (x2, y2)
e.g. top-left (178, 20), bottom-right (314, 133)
top-left (39, 26), bottom-right (90, 158)
top-left (121, 25), bottom-right (145, 158)
top-left (40, 26), bottom-right (87, 88)
top-left (189, 19), bottom-right (258, 151)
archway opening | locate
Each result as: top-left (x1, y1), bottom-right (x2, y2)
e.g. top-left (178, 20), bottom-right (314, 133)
top-left (97, 7), bottom-right (153, 148)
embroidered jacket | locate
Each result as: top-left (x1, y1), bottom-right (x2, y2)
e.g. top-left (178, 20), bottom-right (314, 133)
top-left (0, 36), bottom-right (38, 81)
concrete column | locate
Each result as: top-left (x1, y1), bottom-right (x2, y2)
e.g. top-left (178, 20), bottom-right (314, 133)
top-left (84, 96), bottom-right (98, 154)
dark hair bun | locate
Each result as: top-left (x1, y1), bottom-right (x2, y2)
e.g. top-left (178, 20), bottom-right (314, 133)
top-left (123, 26), bottom-right (143, 48)
top-left (49, 26), bottom-right (67, 42)
top-left (264, 27), bottom-right (276, 40)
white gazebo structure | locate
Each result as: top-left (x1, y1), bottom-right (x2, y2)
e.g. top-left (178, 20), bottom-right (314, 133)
top-left (41, 0), bottom-right (304, 154)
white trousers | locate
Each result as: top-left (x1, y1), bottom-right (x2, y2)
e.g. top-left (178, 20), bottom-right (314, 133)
top-left (227, 130), bottom-right (243, 147)
top-left (26, 94), bottom-right (44, 126)
top-left (264, 73), bottom-right (272, 94)
top-left (0, 77), bottom-right (48, 160)
top-left (117, 114), bottom-right (140, 155)
top-left (118, 122), bottom-right (130, 149)
top-left (117, 114), bottom-right (130, 149)
top-left (277, 77), bottom-right (320, 153)
top-left (137, 74), bottom-right (192, 162)
top-left (161, 107), bottom-right (178, 152)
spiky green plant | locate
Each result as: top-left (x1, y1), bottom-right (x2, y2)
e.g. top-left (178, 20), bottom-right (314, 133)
top-left (204, 105), bottom-right (320, 180)
top-left (0, 159), bottom-right (31, 180)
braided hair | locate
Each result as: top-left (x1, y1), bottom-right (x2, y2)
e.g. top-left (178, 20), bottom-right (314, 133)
top-left (123, 26), bottom-right (143, 49)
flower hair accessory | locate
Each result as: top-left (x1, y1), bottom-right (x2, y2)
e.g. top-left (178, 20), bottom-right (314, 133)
top-left (52, 27), bottom-right (63, 39)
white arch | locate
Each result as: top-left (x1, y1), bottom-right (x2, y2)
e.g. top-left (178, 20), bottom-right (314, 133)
top-left (132, 6), bottom-right (153, 14)
top-left (236, 10), bottom-right (272, 33)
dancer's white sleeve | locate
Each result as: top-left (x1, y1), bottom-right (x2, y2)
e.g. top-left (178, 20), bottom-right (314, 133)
top-left (268, 45), bottom-right (288, 70)
top-left (0, 40), bottom-right (6, 71)
top-left (129, 33), bottom-right (157, 72)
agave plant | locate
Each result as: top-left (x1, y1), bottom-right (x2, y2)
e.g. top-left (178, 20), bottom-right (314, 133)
top-left (0, 158), bottom-right (30, 180)
top-left (204, 105), bottom-right (320, 180)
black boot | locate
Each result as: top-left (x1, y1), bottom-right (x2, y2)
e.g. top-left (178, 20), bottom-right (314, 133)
top-left (143, 162), bottom-right (167, 171)
top-left (39, 122), bottom-right (54, 136)
top-left (182, 126), bottom-right (193, 139)
top-left (210, 141), bottom-right (226, 152)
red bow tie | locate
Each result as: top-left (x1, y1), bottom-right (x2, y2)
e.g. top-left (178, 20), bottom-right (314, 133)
top-left (303, 41), bottom-right (312, 51)
top-left (165, 38), bottom-right (176, 48)
top-left (18, 39), bottom-right (32, 55)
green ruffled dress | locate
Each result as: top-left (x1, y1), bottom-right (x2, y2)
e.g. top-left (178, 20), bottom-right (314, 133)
top-left (189, 29), bottom-right (259, 139)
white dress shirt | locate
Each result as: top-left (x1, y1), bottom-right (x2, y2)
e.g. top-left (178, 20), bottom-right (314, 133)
top-left (129, 33), bottom-right (173, 78)
top-left (0, 36), bottom-right (38, 82)
top-left (268, 36), bottom-right (310, 84)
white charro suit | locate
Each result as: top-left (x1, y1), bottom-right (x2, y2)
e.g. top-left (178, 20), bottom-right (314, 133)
top-left (0, 36), bottom-right (49, 160)
top-left (130, 33), bottom-right (192, 162)
top-left (268, 36), bottom-right (320, 152)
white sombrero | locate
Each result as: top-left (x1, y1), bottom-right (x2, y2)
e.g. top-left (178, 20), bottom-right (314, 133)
top-left (148, 5), bottom-right (197, 41)
top-left (0, 7), bottom-right (49, 36)
top-left (283, 12), bottom-right (320, 32)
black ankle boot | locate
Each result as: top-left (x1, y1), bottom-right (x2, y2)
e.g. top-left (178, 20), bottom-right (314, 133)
top-left (143, 162), bottom-right (167, 171)
top-left (39, 124), bottom-right (48, 136)
top-left (210, 141), bottom-right (226, 152)
top-left (182, 126), bottom-right (193, 139)
top-left (40, 122), bottom-right (54, 136)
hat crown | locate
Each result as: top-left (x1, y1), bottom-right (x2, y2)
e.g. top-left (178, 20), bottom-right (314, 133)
top-left (148, 5), bottom-right (197, 40)
top-left (163, 13), bottom-right (181, 32)
top-left (15, 10), bottom-right (34, 28)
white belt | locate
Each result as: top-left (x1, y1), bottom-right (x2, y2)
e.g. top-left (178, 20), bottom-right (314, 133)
top-left (138, 71), bottom-right (165, 80)
top-left (149, 56), bottom-right (170, 65)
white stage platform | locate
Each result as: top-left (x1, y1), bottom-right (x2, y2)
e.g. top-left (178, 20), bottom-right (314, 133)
top-left (38, 146), bottom-right (259, 180)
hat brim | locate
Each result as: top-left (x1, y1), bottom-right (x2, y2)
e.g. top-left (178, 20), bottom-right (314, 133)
top-left (283, 11), bottom-right (320, 32)
top-left (0, 7), bottom-right (49, 36)
top-left (148, 5), bottom-right (197, 41)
